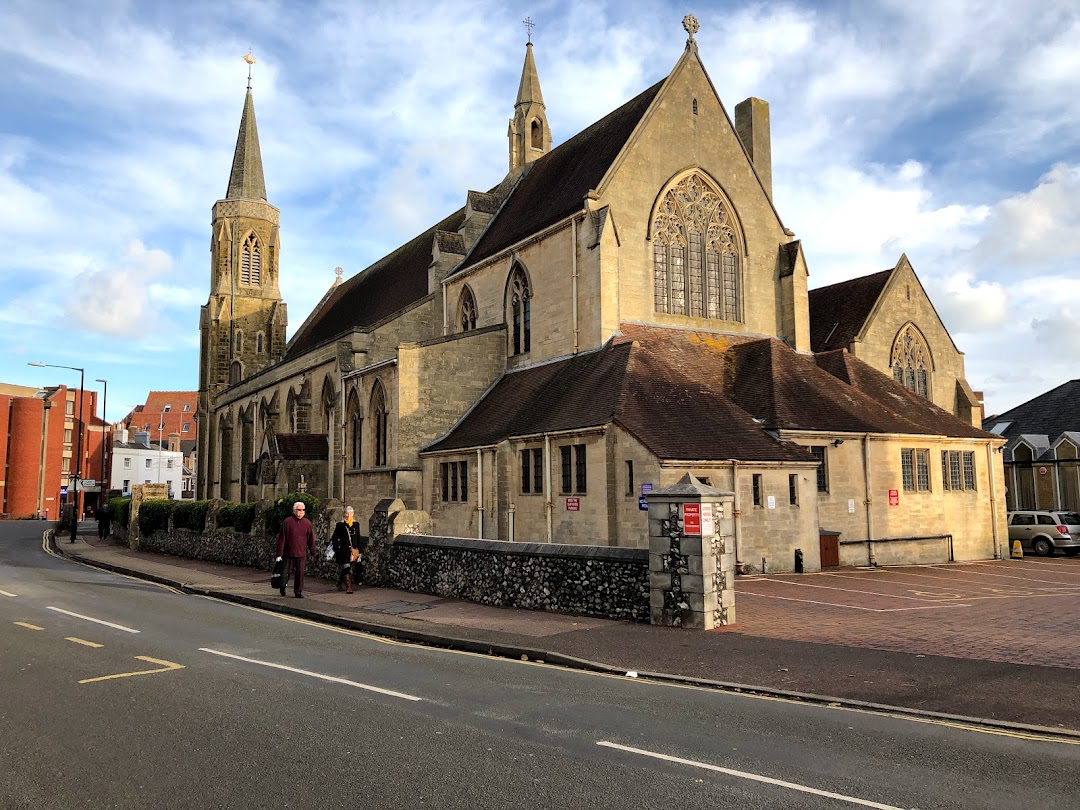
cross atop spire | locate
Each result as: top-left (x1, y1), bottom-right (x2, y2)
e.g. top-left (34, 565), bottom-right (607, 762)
top-left (523, 16), bottom-right (535, 44)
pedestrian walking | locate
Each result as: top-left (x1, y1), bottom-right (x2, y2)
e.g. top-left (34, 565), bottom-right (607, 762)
top-left (95, 502), bottom-right (111, 540)
top-left (330, 506), bottom-right (361, 593)
top-left (276, 501), bottom-right (316, 598)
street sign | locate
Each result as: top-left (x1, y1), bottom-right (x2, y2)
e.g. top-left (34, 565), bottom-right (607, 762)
top-left (60, 485), bottom-right (68, 496)
top-left (638, 496), bottom-right (648, 511)
top-left (75, 479), bottom-right (96, 491)
top-left (641, 483), bottom-right (653, 494)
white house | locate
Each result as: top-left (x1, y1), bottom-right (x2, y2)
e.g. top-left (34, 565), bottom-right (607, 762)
top-left (109, 429), bottom-right (183, 500)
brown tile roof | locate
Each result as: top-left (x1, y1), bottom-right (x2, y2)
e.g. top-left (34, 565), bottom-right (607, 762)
top-left (285, 207), bottom-right (466, 359)
top-left (808, 268), bottom-right (893, 352)
top-left (461, 79), bottom-right (665, 268)
top-left (426, 325), bottom-right (994, 458)
top-left (275, 433), bottom-right (328, 459)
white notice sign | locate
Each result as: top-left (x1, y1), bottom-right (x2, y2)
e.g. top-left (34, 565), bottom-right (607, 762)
top-left (767, 495), bottom-right (776, 510)
top-left (848, 498), bottom-right (856, 514)
top-left (701, 503), bottom-right (714, 536)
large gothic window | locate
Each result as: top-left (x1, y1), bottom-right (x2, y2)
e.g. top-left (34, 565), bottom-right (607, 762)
top-left (508, 264), bottom-right (531, 355)
top-left (371, 381), bottom-right (388, 467)
top-left (652, 173), bottom-right (741, 321)
top-left (241, 233), bottom-right (261, 285)
top-left (891, 325), bottom-right (932, 399)
top-left (346, 390), bottom-right (362, 469)
top-left (459, 285), bottom-right (478, 332)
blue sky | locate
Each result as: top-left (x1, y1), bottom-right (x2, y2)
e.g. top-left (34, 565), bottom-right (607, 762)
top-left (1, 0), bottom-right (1077, 422)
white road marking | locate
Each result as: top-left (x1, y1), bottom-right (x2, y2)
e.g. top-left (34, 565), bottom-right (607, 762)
top-left (596, 741), bottom-right (907, 809)
top-left (198, 648), bottom-right (422, 701)
top-left (45, 606), bottom-right (140, 633)
top-left (744, 578), bottom-right (942, 602)
top-left (0, 589), bottom-right (16, 597)
top-left (738, 591), bottom-right (971, 611)
top-left (66, 637), bottom-right (104, 648)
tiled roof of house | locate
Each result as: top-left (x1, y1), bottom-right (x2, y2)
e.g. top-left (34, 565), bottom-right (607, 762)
top-left (807, 268), bottom-right (893, 352)
top-left (981, 379), bottom-right (1080, 460)
top-left (275, 433), bottom-right (328, 459)
top-left (425, 325), bottom-right (994, 459)
top-left (284, 207), bottom-right (466, 359)
top-left (460, 79), bottom-right (665, 268)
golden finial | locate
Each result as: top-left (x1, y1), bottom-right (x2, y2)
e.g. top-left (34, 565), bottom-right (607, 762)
top-left (243, 51), bottom-right (256, 89)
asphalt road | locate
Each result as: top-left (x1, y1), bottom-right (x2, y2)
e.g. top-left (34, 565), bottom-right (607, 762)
top-left (2, 520), bottom-right (1078, 809)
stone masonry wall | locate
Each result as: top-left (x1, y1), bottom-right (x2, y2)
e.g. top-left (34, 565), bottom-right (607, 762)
top-left (385, 535), bottom-right (649, 622)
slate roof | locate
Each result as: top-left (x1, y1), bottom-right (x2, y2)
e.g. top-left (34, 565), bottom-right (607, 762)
top-left (462, 79), bottom-right (665, 268)
top-left (285, 207), bottom-right (466, 359)
top-left (425, 325), bottom-right (994, 460)
top-left (275, 433), bottom-right (328, 460)
top-left (808, 268), bottom-right (893, 352)
top-left (981, 379), bottom-right (1080, 460)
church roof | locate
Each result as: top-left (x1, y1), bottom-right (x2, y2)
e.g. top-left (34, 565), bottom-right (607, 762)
top-left (226, 89), bottom-right (267, 201)
top-left (462, 79), bottom-right (665, 268)
top-left (284, 207), bottom-right (466, 359)
top-left (424, 325), bottom-right (992, 459)
top-left (807, 268), bottom-right (893, 352)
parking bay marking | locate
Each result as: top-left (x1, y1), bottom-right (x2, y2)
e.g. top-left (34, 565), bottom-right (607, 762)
top-left (0, 589), bottom-right (17, 597)
top-left (78, 656), bottom-right (185, 684)
top-left (66, 637), bottom-right (104, 648)
top-left (199, 648), bottom-right (422, 701)
top-left (14, 622), bottom-right (44, 630)
top-left (597, 741), bottom-right (907, 809)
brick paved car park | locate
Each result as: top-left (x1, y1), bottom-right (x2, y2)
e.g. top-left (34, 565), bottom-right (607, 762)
top-left (729, 557), bottom-right (1080, 669)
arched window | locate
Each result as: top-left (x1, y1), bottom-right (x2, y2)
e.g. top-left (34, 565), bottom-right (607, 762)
top-left (256, 332), bottom-right (265, 354)
top-left (346, 390), bottom-right (362, 469)
top-left (371, 381), bottom-right (388, 467)
top-left (240, 232), bottom-right (261, 285)
top-left (234, 329), bottom-right (243, 353)
top-left (508, 265), bottom-right (531, 355)
top-left (891, 325), bottom-right (932, 399)
top-left (459, 286), bottom-right (478, 332)
top-left (229, 360), bottom-right (242, 385)
top-left (530, 119), bottom-right (543, 149)
top-left (652, 172), bottom-right (741, 321)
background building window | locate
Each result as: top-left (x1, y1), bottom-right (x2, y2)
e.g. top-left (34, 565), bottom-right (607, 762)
top-left (891, 326), bottom-right (931, 399)
top-left (241, 232), bottom-right (261, 285)
top-left (901, 449), bottom-right (914, 491)
top-left (942, 450), bottom-right (977, 491)
top-left (520, 448), bottom-right (542, 494)
top-left (902, 448), bottom-right (931, 492)
top-left (440, 461), bottom-right (468, 502)
top-left (371, 383), bottom-right (388, 467)
top-left (809, 446), bottom-right (827, 492)
top-left (459, 286), bottom-right (478, 332)
top-left (752, 474), bottom-right (762, 506)
top-left (626, 460), bottom-right (635, 495)
top-left (788, 474), bottom-right (798, 505)
top-left (509, 265), bottom-right (531, 355)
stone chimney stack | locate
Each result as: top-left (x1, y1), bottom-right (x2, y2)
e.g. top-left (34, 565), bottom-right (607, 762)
top-left (168, 432), bottom-right (181, 453)
top-left (734, 97), bottom-right (772, 201)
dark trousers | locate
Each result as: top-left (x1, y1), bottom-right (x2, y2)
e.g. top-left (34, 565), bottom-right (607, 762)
top-left (97, 522), bottom-right (109, 539)
top-left (285, 556), bottom-right (306, 595)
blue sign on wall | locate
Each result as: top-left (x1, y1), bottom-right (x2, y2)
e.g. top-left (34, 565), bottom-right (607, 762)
top-left (638, 496), bottom-right (649, 511)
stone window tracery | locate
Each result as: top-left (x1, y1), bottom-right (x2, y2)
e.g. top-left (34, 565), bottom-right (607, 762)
top-left (508, 264), bottom-right (531, 355)
top-left (241, 233), bottom-right (261, 285)
top-left (652, 173), bottom-right (741, 322)
top-left (891, 325), bottom-right (931, 399)
top-left (371, 381), bottom-right (388, 467)
top-left (459, 286), bottom-right (478, 332)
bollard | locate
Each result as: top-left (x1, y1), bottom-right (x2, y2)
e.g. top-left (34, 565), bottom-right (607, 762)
top-left (794, 548), bottom-right (804, 574)
top-left (1011, 540), bottom-right (1023, 559)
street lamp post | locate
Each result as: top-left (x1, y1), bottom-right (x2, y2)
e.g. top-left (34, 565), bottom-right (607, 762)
top-left (95, 378), bottom-right (108, 499)
top-left (29, 361), bottom-right (84, 541)
top-left (158, 408), bottom-right (166, 492)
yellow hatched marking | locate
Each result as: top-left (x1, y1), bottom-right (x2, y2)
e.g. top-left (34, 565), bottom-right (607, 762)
top-left (66, 637), bottom-right (104, 648)
top-left (14, 622), bottom-right (44, 631)
top-left (78, 656), bottom-right (185, 684)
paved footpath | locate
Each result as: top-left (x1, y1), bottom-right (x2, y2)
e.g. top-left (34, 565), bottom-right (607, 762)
top-left (55, 533), bottom-right (1080, 735)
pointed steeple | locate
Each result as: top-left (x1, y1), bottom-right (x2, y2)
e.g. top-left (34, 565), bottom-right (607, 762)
top-left (226, 87), bottom-right (267, 200)
top-left (508, 38), bottom-right (551, 172)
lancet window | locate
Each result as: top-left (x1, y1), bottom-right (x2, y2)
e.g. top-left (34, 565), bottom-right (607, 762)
top-left (652, 173), bottom-right (741, 322)
top-left (240, 233), bottom-right (262, 285)
top-left (508, 265), bottom-right (531, 355)
top-left (891, 326), bottom-right (931, 399)
top-left (459, 286), bottom-right (478, 332)
top-left (371, 381), bottom-right (388, 467)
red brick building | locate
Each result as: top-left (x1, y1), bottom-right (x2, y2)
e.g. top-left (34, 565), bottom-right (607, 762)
top-left (0, 383), bottom-right (100, 519)
top-left (123, 391), bottom-right (198, 444)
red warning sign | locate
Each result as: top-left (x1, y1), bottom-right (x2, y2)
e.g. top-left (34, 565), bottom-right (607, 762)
top-left (682, 503), bottom-right (701, 535)
top-left (888, 489), bottom-right (899, 506)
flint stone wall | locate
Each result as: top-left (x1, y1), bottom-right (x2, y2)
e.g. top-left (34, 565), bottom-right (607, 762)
top-left (385, 535), bottom-right (649, 622)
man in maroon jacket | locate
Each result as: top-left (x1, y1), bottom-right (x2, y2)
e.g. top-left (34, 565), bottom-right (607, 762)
top-left (276, 502), bottom-right (316, 598)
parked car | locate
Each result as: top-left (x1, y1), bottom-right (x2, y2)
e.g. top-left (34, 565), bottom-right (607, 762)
top-left (1007, 509), bottom-right (1080, 557)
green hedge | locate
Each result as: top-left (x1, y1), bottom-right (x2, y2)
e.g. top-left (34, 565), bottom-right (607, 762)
top-left (264, 492), bottom-right (321, 535)
top-left (108, 497), bottom-right (131, 528)
top-left (138, 499), bottom-right (174, 534)
top-left (217, 502), bottom-right (256, 533)
top-left (173, 500), bottom-right (210, 532)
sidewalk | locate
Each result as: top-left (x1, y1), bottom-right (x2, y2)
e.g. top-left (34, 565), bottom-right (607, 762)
top-left (56, 532), bottom-right (1080, 736)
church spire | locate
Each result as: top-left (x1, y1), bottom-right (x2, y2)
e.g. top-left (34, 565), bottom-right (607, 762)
top-left (508, 27), bottom-right (551, 172)
top-left (226, 53), bottom-right (267, 201)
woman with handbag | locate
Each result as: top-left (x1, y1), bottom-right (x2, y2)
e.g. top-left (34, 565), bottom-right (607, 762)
top-left (330, 506), bottom-right (361, 593)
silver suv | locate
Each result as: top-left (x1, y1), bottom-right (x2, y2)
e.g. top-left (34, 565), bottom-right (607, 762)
top-left (1007, 510), bottom-right (1080, 557)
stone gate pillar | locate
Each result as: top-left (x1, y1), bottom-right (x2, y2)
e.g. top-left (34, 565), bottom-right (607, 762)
top-left (647, 474), bottom-right (736, 629)
top-left (366, 497), bottom-right (404, 585)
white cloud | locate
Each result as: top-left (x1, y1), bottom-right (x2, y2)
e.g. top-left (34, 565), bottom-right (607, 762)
top-left (65, 240), bottom-right (174, 337)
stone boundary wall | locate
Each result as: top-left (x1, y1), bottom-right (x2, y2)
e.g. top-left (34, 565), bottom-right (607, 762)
top-left (385, 535), bottom-right (649, 622)
top-left (839, 534), bottom-right (952, 567)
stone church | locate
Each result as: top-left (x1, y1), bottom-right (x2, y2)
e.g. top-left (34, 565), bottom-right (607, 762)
top-left (197, 18), bottom-right (1006, 572)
